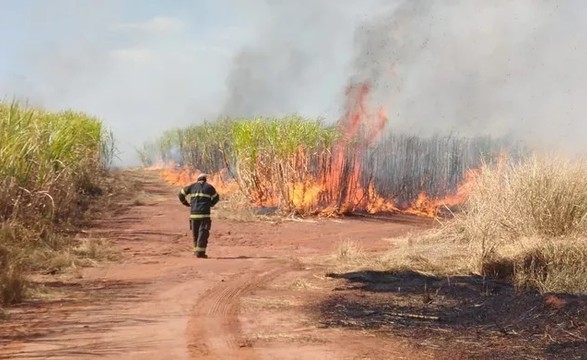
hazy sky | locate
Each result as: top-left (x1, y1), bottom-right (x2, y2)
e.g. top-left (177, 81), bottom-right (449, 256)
top-left (0, 0), bottom-right (258, 164)
top-left (0, 0), bottom-right (387, 165)
top-left (2, 1), bottom-right (587, 165)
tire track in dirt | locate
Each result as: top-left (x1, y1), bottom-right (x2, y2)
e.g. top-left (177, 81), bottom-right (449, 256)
top-left (187, 265), bottom-right (284, 360)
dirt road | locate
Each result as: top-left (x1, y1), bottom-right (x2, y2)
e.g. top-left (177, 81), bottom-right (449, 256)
top-left (0, 171), bottom-right (438, 360)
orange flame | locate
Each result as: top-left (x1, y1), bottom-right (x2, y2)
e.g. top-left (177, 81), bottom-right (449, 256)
top-left (150, 82), bottom-right (482, 218)
top-left (312, 83), bottom-right (396, 215)
top-left (404, 169), bottom-right (480, 217)
top-left (147, 161), bottom-right (240, 195)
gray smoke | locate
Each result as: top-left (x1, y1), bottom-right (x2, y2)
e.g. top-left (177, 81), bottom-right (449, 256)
top-left (3, 0), bottom-right (587, 166)
top-left (222, 0), bottom-right (396, 118)
top-left (224, 0), bottom-right (587, 154)
top-left (347, 0), bottom-right (587, 154)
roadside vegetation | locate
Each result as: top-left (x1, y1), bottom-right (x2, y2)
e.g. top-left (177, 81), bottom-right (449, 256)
top-left (337, 155), bottom-right (587, 295)
top-left (0, 101), bottom-right (117, 309)
top-left (140, 115), bottom-right (519, 215)
top-left (144, 114), bottom-right (587, 295)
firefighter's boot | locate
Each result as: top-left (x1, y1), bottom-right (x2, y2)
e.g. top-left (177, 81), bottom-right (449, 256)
top-left (194, 247), bottom-right (208, 258)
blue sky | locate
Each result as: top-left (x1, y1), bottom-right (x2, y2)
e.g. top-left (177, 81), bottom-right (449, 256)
top-left (0, 0), bottom-right (258, 101)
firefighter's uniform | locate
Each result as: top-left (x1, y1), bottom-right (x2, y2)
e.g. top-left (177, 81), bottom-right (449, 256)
top-left (178, 174), bottom-right (220, 258)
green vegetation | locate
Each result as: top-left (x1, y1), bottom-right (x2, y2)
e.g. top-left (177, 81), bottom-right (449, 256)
top-left (141, 116), bottom-right (341, 213)
top-left (142, 115), bottom-right (519, 215)
top-left (228, 116), bottom-right (340, 211)
top-left (0, 101), bottom-right (115, 308)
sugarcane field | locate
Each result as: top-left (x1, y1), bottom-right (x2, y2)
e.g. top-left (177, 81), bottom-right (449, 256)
top-left (1, 1), bottom-right (587, 359)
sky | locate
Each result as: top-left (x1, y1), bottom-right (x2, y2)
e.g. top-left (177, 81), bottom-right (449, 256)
top-left (0, 0), bottom-right (388, 165)
top-left (0, 0), bottom-right (258, 164)
top-left (2, 1), bottom-right (587, 165)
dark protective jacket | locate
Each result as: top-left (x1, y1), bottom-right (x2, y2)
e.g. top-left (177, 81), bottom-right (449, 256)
top-left (178, 181), bottom-right (219, 219)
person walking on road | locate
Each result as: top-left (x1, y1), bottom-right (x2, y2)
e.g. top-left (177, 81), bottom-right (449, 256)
top-left (178, 173), bottom-right (220, 258)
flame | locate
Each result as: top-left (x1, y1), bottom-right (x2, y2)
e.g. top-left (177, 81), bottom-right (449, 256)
top-left (277, 81), bottom-right (481, 218)
top-left (147, 161), bottom-right (240, 195)
top-left (310, 82), bottom-right (396, 215)
top-left (404, 169), bottom-right (480, 217)
top-left (150, 82), bottom-right (483, 218)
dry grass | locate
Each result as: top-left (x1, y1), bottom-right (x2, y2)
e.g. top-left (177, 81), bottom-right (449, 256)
top-left (11, 236), bottom-right (119, 276)
top-left (129, 189), bottom-right (161, 207)
top-left (447, 155), bottom-right (587, 294)
top-left (289, 278), bottom-right (324, 291)
top-left (489, 236), bottom-right (587, 294)
top-left (213, 190), bottom-right (285, 223)
top-left (351, 156), bottom-right (587, 295)
top-left (249, 332), bottom-right (322, 344)
top-left (330, 235), bottom-right (472, 277)
top-left (131, 194), bottom-right (148, 206)
top-left (1, 234), bottom-right (29, 305)
top-left (335, 240), bottom-right (366, 263)
top-left (214, 191), bottom-right (260, 222)
top-left (75, 238), bottom-right (118, 258)
top-left (0, 264), bottom-right (28, 305)
top-left (288, 256), bottom-right (306, 271)
top-left (375, 237), bottom-right (473, 275)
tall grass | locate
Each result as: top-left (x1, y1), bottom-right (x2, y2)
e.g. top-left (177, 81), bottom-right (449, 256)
top-left (142, 115), bottom-right (520, 215)
top-left (229, 116), bottom-right (340, 211)
top-left (418, 156), bottom-right (587, 294)
top-left (141, 116), bottom-right (341, 213)
top-left (367, 134), bottom-right (524, 204)
top-left (0, 101), bottom-right (114, 307)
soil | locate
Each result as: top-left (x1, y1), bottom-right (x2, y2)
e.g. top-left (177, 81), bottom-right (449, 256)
top-left (0, 171), bottom-right (585, 359)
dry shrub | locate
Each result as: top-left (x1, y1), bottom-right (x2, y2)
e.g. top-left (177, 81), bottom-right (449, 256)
top-left (215, 191), bottom-right (259, 222)
top-left (336, 239), bottom-right (365, 263)
top-left (73, 238), bottom-right (120, 263)
top-left (405, 155), bottom-right (587, 294)
top-left (0, 222), bottom-right (119, 281)
top-left (521, 238), bottom-right (587, 294)
top-left (334, 235), bottom-right (473, 276)
top-left (288, 256), bottom-right (306, 270)
top-left (0, 244), bottom-right (27, 306)
top-left (0, 266), bottom-right (27, 305)
top-left (381, 240), bottom-right (473, 275)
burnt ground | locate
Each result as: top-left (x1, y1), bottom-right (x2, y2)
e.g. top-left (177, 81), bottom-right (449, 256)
top-left (319, 270), bottom-right (587, 359)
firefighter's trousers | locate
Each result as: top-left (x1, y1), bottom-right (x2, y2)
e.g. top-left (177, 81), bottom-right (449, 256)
top-left (191, 218), bottom-right (211, 254)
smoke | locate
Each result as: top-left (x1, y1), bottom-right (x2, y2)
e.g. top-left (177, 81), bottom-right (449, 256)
top-left (2, 0), bottom-right (587, 166)
top-left (344, 0), bottom-right (587, 154)
top-left (1, 0), bottom-right (394, 165)
top-left (222, 0), bottom-right (395, 118)
top-left (222, 0), bottom-right (587, 154)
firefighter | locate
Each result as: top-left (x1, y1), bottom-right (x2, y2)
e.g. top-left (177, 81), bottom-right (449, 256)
top-left (178, 173), bottom-right (220, 258)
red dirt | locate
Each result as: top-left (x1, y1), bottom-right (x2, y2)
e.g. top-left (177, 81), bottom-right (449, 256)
top-left (0, 171), bottom-right (439, 359)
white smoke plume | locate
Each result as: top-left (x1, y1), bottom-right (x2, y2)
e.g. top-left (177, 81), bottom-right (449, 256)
top-left (347, 0), bottom-right (587, 155)
top-left (223, 0), bottom-right (587, 155)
